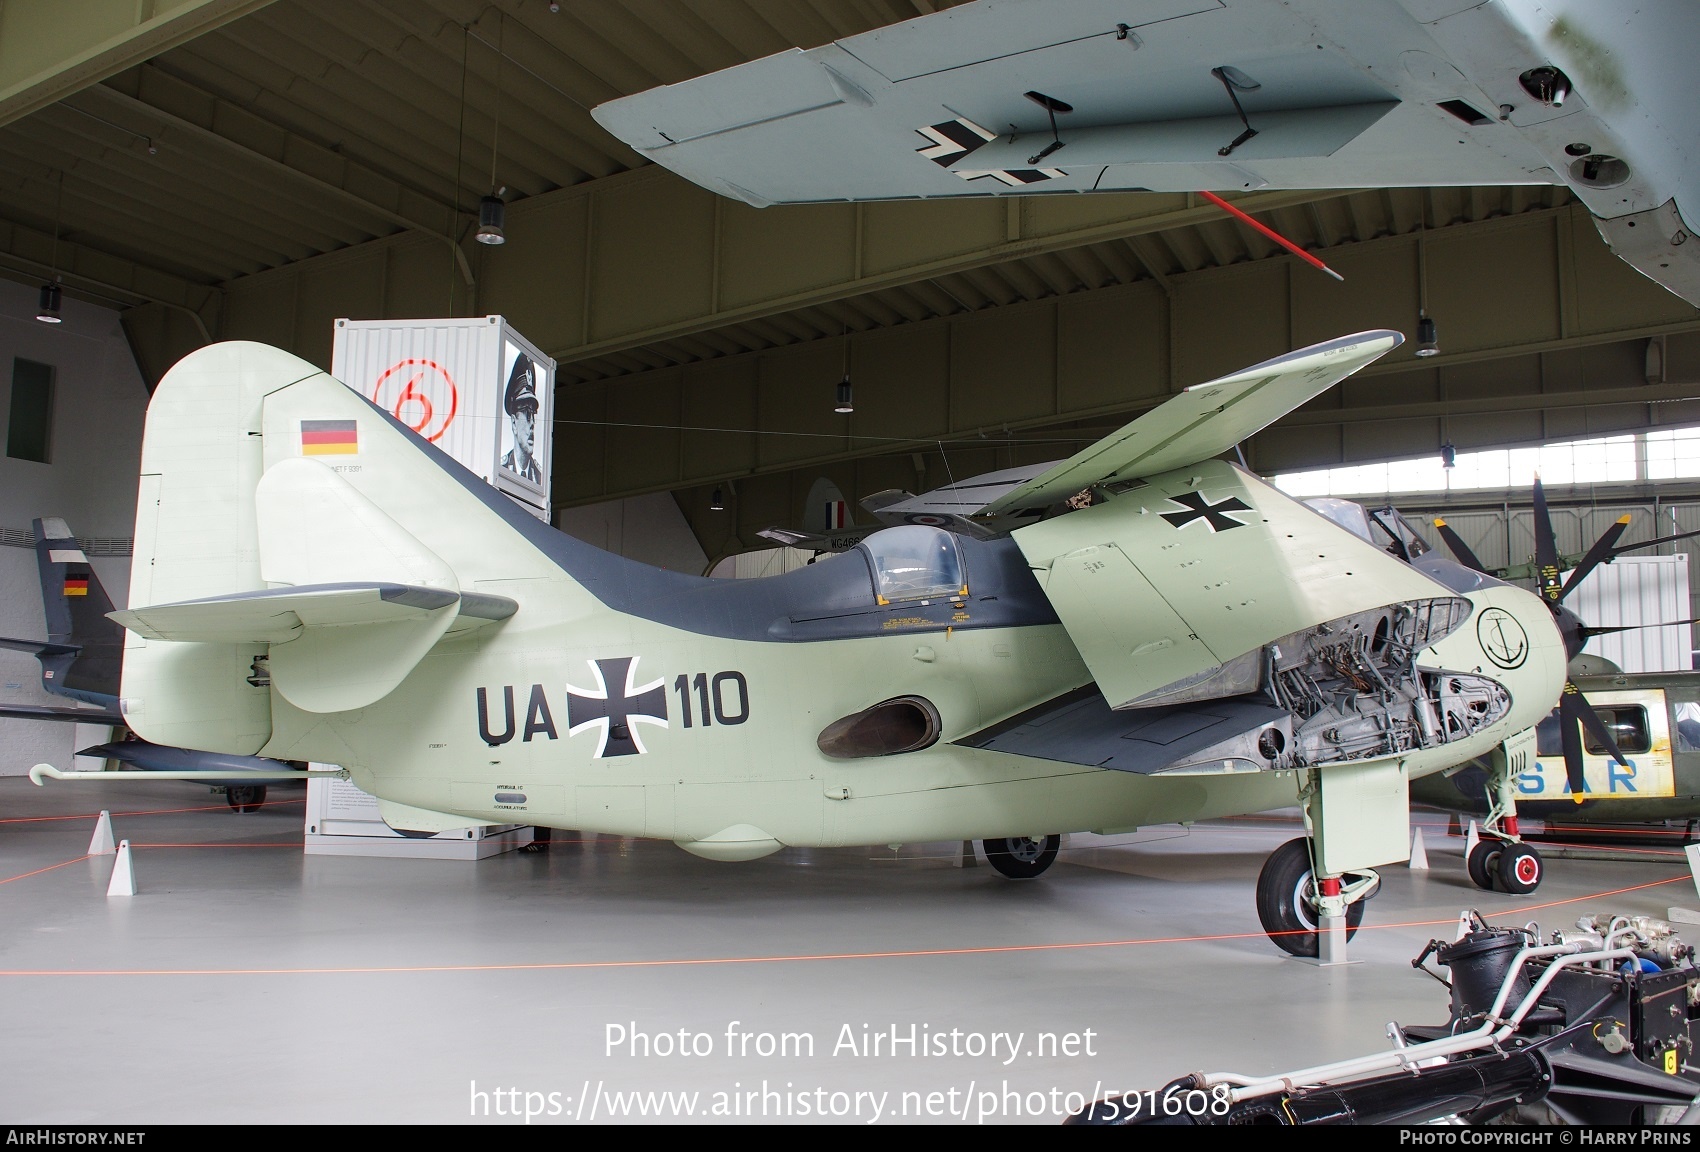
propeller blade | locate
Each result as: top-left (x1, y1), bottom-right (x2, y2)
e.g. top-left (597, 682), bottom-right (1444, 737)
top-left (1560, 683), bottom-right (1630, 802)
top-left (1557, 514), bottom-right (1632, 601)
top-left (1431, 518), bottom-right (1488, 573)
top-left (1532, 476), bottom-right (1563, 603)
top-left (1558, 687), bottom-right (1588, 802)
top-left (1613, 526), bottom-right (1700, 555)
top-left (1580, 617), bottom-right (1700, 638)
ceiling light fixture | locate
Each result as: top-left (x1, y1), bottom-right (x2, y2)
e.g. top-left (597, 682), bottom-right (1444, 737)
top-left (35, 281), bottom-right (61, 324)
top-left (1440, 441), bottom-right (1456, 469)
top-left (37, 172), bottom-right (63, 324)
top-left (475, 14), bottom-right (508, 247)
top-left (1414, 193), bottom-right (1439, 357)
top-left (1416, 311), bottom-right (1439, 357)
top-left (710, 486), bottom-right (726, 512)
top-left (835, 375), bottom-right (854, 414)
top-left (475, 192), bottom-right (506, 245)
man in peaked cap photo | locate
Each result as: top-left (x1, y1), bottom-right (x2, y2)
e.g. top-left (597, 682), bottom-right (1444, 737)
top-left (501, 351), bottom-right (542, 484)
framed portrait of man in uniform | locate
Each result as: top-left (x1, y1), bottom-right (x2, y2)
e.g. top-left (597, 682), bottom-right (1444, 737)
top-left (497, 337), bottom-right (550, 501)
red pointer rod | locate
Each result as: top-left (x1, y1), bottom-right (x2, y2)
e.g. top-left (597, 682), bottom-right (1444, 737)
top-left (1199, 190), bottom-right (1345, 282)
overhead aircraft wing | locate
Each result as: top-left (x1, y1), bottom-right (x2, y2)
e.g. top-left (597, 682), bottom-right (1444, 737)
top-left (0, 701), bottom-right (123, 725)
top-left (590, 0), bottom-right (1543, 206)
top-left (981, 330), bottom-right (1401, 515)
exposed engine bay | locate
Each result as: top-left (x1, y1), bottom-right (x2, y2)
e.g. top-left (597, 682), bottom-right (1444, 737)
top-left (1069, 911), bottom-right (1700, 1126)
top-left (964, 598), bottom-right (1511, 778)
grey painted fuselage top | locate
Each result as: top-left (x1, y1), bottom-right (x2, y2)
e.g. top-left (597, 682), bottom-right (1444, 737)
top-left (365, 393), bottom-right (1060, 643)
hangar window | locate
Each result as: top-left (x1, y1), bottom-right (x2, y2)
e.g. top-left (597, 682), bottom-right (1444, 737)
top-left (861, 525), bottom-right (966, 603)
top-left (7, 357), bottom-right (54, 464)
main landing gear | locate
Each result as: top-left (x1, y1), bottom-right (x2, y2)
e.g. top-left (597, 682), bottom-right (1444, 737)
top-left (1255, 837), bottom-right (1379, 958)
top-left (982, 834), bottom-right (1061, 879)
top-left (1468, 732), bottom-right (1544, 895)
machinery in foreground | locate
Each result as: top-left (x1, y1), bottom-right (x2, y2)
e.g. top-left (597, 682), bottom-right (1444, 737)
top-left (1070, 911), bottom-right (1700, 1125)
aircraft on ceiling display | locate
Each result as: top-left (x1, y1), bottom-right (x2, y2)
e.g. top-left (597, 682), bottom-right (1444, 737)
top-left (0, 519), bottom-right (296, 811)
top-left (590, 0), bottom-right (1700, 307)
top-left (28, 330), bottom-right (1618, 958)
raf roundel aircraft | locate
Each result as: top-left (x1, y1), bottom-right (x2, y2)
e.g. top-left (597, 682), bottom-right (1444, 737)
top-left (32, 330), bottom-right (1584, 957)
top-left (590, 0), bottom-right (1700, 307)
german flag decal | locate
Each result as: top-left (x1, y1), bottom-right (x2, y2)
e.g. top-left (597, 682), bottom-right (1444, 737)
top-left (301, 419), bottom-right (358, 456)
top-left (63, 575), bottom-right (89, 597)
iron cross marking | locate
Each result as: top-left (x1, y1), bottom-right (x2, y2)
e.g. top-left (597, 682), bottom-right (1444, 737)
top-left (565, 657), bottom-right (668, 757)
top-left (1161, 491), bottom-right (1252, 532)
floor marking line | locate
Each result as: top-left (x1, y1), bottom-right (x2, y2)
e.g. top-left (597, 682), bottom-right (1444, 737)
top-left (0, 874), bottom-right (1686, 978)
top-left (0, 854), bottom-right (91, 886)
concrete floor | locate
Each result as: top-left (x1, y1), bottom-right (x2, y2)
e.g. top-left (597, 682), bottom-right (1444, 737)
top-left (2, 776), bottom-right (1695, 1125)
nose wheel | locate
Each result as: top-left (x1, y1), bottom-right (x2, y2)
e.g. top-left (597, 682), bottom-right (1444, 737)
top-left (1467, 838), bottom-right (1542, 894)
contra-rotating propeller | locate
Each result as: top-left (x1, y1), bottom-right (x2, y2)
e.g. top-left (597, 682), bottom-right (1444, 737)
top-left (1429, 478), bottom-right (1690, 802)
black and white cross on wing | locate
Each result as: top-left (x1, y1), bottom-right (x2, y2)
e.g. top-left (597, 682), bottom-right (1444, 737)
top-left (1160, 491), bottom-right (1252, 533)
top-left (565, 656), bottom-right (668, 758)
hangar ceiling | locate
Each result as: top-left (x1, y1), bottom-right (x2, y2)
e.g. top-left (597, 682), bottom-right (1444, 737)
top-left (3, 0), bottom-right (1700, 562)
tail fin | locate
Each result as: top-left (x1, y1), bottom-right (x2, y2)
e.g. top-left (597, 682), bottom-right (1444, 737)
top-left (15, 519), bottom-right (124, 705)
top-left (121, 343), bottom-right (572, 757)
top-left (800, 477), bottom-right (852, 533)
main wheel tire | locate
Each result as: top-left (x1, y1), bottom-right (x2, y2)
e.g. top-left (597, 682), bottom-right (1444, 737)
top-left (1256, 837), bottom-right (1366, 958)
top-left (1496, 843), bottom-right (1543, 894)
top-left (225, 784), bottom-right (266, 813)
top-left (1466, 840), bottom-right (1503, 892)
top-left (982, 834), bottom-right (1060, 879)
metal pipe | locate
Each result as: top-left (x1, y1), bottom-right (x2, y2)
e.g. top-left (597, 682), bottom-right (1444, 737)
top-left (1213, 942), bottom-right (1636, 1101)
top-left (29, 763), bottom-right (347, 786)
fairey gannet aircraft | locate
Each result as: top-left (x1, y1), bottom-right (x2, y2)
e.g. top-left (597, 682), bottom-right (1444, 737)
top-left (590, 0), bottom-right (1700, 306)
top-left (36, 330), bottom-right (1577, 956)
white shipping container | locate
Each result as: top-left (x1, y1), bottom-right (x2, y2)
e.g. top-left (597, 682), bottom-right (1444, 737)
top-left (330, 316), bottom-right (555, 520)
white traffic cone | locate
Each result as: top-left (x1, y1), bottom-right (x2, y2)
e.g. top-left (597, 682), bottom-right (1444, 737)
top-left (1465, 819), bottom-right (1480, 860)
top-left (1408, 825), bottom-right (1429, 871)
top-left (107, 840), bottom-right (136, 897)
top-left (87, 810), bottom-right (116, 856)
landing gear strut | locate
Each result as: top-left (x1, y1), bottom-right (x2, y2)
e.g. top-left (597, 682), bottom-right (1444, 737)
top-left (1256, 837), bottom-right (1377, 958)
top-left (1468, 731), bottom-right (1543, 894)
top-left (982, 834), bottom-right (1060, 879)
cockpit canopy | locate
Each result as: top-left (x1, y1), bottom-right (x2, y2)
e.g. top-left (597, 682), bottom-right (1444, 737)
top-left (859, 525), bottom-right (967, 602)
top-left (1305, 498), bottom-right (1431, 561)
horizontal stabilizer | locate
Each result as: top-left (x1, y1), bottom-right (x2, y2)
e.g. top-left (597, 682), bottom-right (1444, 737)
top-left (112, 583), bottom-right (464, 644)
top-left (0, 637), bottom-right (78, 657)
top-left (983, 331), bottom-right (1401, 515)
top-left (113, 583), bottom-right (515, 714)
top-left (0, 701), bottom-right (122, 725)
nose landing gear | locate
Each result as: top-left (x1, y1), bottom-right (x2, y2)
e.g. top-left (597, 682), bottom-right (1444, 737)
top-left (1467, 729), bottom-right (1544, 894)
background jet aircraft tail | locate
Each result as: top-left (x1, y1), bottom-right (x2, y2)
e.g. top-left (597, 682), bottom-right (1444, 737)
top-left (0, 518), bottom-right (125, 721)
